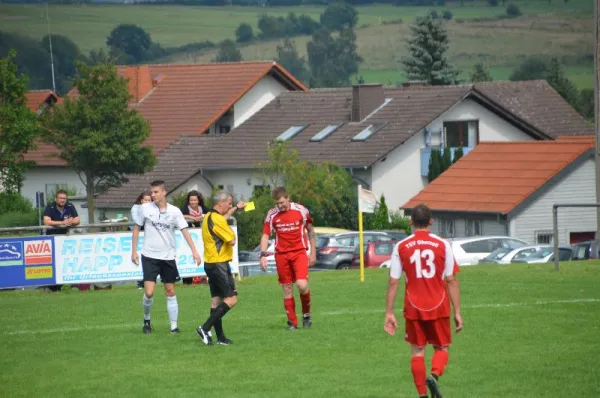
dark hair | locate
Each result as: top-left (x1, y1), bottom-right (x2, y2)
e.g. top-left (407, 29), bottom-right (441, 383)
top-left (185, 190), bottom-right (205, 207)
top-left (411, 204), bottom-right (432, 228)
top-left (150, 180), bottom-right (166, 190)
top-left (135, 191), bottom-right (152, 205)
top-left (272, 186), bottom-right (289, 200)
top-left (55, 189), bottom-right (68, 197)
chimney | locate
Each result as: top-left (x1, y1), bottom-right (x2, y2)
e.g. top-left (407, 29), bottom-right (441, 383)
top-left (351, 83), bottom-right (385, 122)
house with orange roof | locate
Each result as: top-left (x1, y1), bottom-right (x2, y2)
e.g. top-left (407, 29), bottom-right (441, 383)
top-left (24, 90), bottom-right (60, 114)
top-left (19, 61), bottom-right (306, 223)
top-left (93, 80), bottom-right (592, 222)
top-left (402, 136), bottom-right (596, 245)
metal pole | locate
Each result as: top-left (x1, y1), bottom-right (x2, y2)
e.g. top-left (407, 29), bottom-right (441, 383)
top-left (553, 205), bottom-right (559, 271)
top-left (595, 0), bottom-right (600, 250)
top-left (46, 3), bottom-right (56, 93)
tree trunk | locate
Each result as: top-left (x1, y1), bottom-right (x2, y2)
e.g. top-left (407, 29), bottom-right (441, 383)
top-left (85, 171), bottom-right (95, 226)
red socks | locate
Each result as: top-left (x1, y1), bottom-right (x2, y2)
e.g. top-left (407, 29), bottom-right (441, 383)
top-left (300, 291), bottom-right (311, 315)
top-left (283, 298), bottom-right (297, 327)
top-left (410, 356), bottom-right (427, 396)
top-left (431, 350), bottom-right (449, 377)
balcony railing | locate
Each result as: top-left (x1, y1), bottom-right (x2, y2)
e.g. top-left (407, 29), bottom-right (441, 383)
top-left (420, 147), bottom-right (473, 177)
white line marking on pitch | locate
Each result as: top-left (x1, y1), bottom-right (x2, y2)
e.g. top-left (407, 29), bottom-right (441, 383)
top-left (3, 298), bottom-right (598, 336)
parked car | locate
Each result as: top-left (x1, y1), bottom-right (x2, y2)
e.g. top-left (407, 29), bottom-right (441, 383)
top-left (380, 230), bottom-right (407, 241)
top-left (351, 240), bottom-right (398, 269)
top-left (512, 245), bottom-right (574, 264)
top-left (238, 240), bottom-right (275, 264)
top-left (569, 240), bottom-right (599, 261)
top-left (449, 236), bottom-right (530, 266)
top-left (479, 245), bottom-right (552, 265)
top-left (314, 231), bottom-right (395, 270)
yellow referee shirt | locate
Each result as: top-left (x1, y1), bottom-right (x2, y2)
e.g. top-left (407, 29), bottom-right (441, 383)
top-left (202, 209), bottom-right (235, 263)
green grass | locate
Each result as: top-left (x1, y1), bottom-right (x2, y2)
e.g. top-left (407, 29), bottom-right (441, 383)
top-left (1, 262), bottom-right (599, 397)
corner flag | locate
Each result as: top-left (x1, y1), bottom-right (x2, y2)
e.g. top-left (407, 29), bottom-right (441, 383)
top-left (357, 186), bottom-right (378, 282)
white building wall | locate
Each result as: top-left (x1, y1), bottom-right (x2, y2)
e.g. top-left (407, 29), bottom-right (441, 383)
top-left (234, 75), bottom-right (287, 127)
top-left (374, 98), bottom-right (536, 212)
top-left (21, 167), bottom-right (86, 206)
top-left (512, 157), bottom-right (597, 245)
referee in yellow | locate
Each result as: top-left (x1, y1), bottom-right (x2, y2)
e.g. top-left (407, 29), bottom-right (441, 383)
top-left (196, 190), bottom-right (245, 346)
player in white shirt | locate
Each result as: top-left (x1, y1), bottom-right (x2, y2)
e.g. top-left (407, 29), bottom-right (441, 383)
top-left (131, 180), bottom-right (202, 334)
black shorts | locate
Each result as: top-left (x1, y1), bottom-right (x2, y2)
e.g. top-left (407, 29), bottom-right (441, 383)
top-left (141, 255), bottom-right (181, 284)
top-left (205, 262), bottom-right (237, 298)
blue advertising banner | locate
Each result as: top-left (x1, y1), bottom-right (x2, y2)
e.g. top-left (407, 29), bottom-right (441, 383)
top-left (53, 227), bottom-right (239, 284)
top-left (0, 237), bottom-right (56, 289)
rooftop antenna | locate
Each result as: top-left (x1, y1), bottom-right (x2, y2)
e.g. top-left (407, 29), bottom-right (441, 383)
top-left (45, 3), bottom-right (56, 93)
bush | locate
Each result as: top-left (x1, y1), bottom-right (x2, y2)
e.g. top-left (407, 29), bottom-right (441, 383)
top-left (235, 23), bottom-right (254, 43)
top-left (429, 10), bottom-right (439, 19)
top-left (0, 211), bottom-right (39, 228)
top-left (488, 0), bottom-right (498, 6)
top-left (442, 10), bottom-right (453, 20)
top-left (506, 4), bottom-right (521, 17)
top-left (389, 211), bottom-right (410, 232)
top-left (0, 192), bottom-right (34, 214)
top-left (169, 191), bottom-right (187, 209)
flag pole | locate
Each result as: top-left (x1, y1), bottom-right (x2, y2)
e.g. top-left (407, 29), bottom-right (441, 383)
top-left (358, 185), bottom-right (365, 283)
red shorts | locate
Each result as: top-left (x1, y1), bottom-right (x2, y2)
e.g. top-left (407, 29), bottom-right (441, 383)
top-left (405, 318), bottom-right (451, 347)
top-left (275, 250), bottom-right (309, 284)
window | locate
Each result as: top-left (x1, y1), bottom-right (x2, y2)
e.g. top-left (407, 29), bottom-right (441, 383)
top-left (375, 243), bottom-right (394, 255)
top-left (512, 248), bottom-right (537, 260)
top-left (219, 125), bottom-right (231, 134)
top-left (502, 238), bottom-right (527, 249)
top-left (441, 219), bottom-right (455, 238)
top-left (310, 124), bottom-right (341, 142)
top-left (465, 220), bottom-right (483, 237)
top-left (352, 125), bottom-right (376, 141)
top-left (535, 230), bottom-right (553, 245)
top-left (443, 120), bottom-right (479, 147)
top-left (277, 125), bottom-right (307, 141)
top-left (364, 234), bottom-right (392, 243)
top-left (558, 248), bottom-right (573, 261)
top-left (335, 236), bottom-right (354, 246)
top-left (461, 239), bottom-right (500, 253)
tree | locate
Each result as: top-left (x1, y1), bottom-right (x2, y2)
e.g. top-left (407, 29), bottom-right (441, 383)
top-left (307, 28), bottom-right (362, 87)
top-left (320, 3), bottom-right (358, 31)
top-left (235, 23), bottom-right (254, 43)
top-left (369, 194), bottom-right (390, 230)
top-left (506, 3), bottom-right (522, 17)
top-left (427, 148), bottom-right (443, 182)
top-left (402, 16), bottom-right (459, 86)
top-left (545, 58), bottom-right (580, 112)
top-left (0, 50), bottom-right (40, 193)
top-left (579, 88), bottom-right (593, 121)
top-left (86, 48), bottom-right (114, 66)
top-left (441, 146), bottom-right (452, 170)
top-left (214, 39), bottom-right (242, 63)
top-left (106, 24), bottom-right (152, 64)
top-left (470, 61), bottom-right (493, 82)
top-left (509, 57), bottom-right (547, 81)
top-left (452, 146), bottom-right (464, 163)
top-left (41, 62), bottom-right (156, 223)
top-left (275, 38), bottom-right (309, 84)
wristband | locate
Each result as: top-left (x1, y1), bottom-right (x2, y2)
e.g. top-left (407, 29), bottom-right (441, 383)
top-left (259, 251), bottom-right (268, 258)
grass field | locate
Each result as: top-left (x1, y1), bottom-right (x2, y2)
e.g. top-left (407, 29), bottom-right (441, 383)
top-left (1, 261), bottom-right (599, 397)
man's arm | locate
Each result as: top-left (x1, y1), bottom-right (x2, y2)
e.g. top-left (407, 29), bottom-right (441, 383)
top-left (306, 223), bottom-right (317, 266)
top-left (446, 275), bottom-right (463, 333)
top-left (68, 216), bottom-right (80, 227)
top-left (43, 216), bottom-right (64, 227)
top-left (259, 232), bottom-right (271, 272)
top-left (131, 224), bottom-right (141, 265)
top-left (384, 277), bottom-right (400, 336)
top-left (225, 201), bottom-right (246, 219)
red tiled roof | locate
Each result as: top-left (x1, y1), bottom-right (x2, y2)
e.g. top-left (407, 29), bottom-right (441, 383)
top-left (402, 140), bottom-right (595, 214)
top-left (24, 90), bottom-right (58, 112)
top-left (25, 61), bottom-right (306, 166)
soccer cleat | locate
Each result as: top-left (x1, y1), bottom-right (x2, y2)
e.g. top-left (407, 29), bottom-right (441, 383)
top-left (196, 327), bottom-right (213, 345)
top-left (426, 375), bottom-right (443, 398)
top-left (170, 328), bottom-right (180, 334)
top-left (286, 320), bottom-right (298, 330)
top-left (143, 320), bottom-right (152, 334)
top-left (217, 337), bottom-right (233, 346)
top-left (302, 314), bottom-right (312, 328)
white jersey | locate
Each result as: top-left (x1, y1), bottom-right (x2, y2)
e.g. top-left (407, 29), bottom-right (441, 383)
top-left (136, 202), bottom-right (188, 260)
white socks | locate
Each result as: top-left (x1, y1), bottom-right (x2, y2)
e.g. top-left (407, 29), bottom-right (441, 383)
top-left (167, 296), bottom-right (178, 330)
top-left (142, 294), bottom-right (154, 321)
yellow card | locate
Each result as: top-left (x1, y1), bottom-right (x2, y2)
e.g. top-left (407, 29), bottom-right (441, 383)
top-left (244, 201), bottom-right (255, 212)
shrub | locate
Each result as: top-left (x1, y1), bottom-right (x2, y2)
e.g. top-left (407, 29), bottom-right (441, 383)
top-left (442, 10), bottom-right (453, 20)
top-left (506, 4), bottom-right (522, 17)
top-left (0, 211), bottom-right (39, 228)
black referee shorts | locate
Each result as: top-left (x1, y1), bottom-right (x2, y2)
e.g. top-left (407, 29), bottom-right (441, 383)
top-left (204, 262), bottom-right (237, 298)
top-left (141, 255), bottom-right (181, 284)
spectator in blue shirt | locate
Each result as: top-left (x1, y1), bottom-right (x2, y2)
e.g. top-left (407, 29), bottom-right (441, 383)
top-left (43, 189), bottom-right (80, 235)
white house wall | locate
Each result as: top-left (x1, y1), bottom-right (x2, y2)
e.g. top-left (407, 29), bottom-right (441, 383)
top-left (373, 98), bottom-right (535, 211)
top-left (22, 167), bottom-right (86, 207)
top-left (511, 157), bottom-right (597, 244)
top-left (234, 75), bottom-right (287, 127)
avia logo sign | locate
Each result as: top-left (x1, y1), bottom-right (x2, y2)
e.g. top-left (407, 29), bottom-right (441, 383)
top-left (24, 240), bottom-right (53, 265)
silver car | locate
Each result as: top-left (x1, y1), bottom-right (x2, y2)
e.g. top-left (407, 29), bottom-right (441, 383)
top-left (479, 245), bottom-right (552, 265)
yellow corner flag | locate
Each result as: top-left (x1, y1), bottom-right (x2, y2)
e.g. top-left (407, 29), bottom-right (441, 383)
top-left (357, 186), bottom-right (378, 283)
top-left (244, 201), bottom-right (256, 212)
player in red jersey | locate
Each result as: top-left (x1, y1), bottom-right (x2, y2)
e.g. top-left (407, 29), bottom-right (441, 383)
top-left (259, 187), bottom-right (317, 330)
top-left (384, 204), bottom-right (463, 398)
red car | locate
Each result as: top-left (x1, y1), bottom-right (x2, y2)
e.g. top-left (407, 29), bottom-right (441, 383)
top-left (352, 240), bottom-right (398, 269)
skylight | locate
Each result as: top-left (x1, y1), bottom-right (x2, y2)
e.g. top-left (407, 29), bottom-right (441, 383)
top-left (277, 125), bottom-right (307, 141)
top-left (352, 125), bottom-right (376, 141)
top-left (310, 124), bottom-right (341, 142)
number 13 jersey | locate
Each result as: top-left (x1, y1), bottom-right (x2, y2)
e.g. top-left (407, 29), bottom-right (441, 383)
top-left (390, 230), bottom-right (459, 320)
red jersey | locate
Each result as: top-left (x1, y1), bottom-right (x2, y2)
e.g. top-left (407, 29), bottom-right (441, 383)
top-left (263, 203), bottom-right (313, 254)
top-left (390, 230), bottom-right (459, 321)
